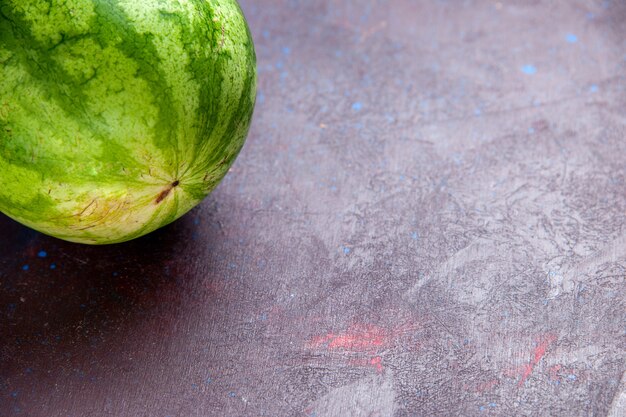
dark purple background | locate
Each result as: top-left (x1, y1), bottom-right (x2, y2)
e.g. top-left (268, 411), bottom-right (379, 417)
top-left (1, 0), bottom-right (625, 416)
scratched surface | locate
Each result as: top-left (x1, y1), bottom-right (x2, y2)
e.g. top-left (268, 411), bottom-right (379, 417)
top-left (1, 0), bottom-right (625, 416)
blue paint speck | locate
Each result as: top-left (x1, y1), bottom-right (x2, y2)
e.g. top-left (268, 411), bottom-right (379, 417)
top-left (489, 402), bottom-right (497, 407)
top-left (22, 264), bottom-right (29, 271)
top-left (37, 250), bottom-right (47, 258)
top-left (206, 377), bottom-right (212, 384)
top-left (565, 34), bottom-right (578, 43)
top-left (590, 84), bottom-right (599, 93)
top-left (568, 374), bottom-right (577, 381)
top-left (528, 127), bottom-right (535, 134)
top-left (11, 391), bottom-right (18, 398)
top-left (259, 313), bottom-right (268, 321)
top-left (521, 65), bottom-right (537, 75)
top-left (351, 102), bottom-right (363, 112)
top-left (479, 405), bottom-right (486, 411)
top-left (343, 247), bottom-right (351, 254)
top-left (262, 30), bottom-right (270, 39)
top-left (282, 46), bottom-right (291, 55)
top-left (25, 367), bottom-right (32, 374)
top-left (228, 391), bottom-right (236, 398)
top-left (474, 108), bottom-right (482, 116)
top-left (112, 271), bottom-right (119, 277)
top-left (411, 232), bottom-right (419, 240)
top-left (50, 263), bottom-right (56, 270)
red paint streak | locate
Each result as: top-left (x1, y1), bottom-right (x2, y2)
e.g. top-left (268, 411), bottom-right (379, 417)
top-left (307, 322), bottom-right (420, 373)
top-left (518, 334), bottom-right (557, 386)
top-left (308, 324), bottom-right (390, 352)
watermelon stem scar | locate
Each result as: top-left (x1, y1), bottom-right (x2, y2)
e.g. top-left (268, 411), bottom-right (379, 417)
top-left (155, 180), bottom-right (180, 205)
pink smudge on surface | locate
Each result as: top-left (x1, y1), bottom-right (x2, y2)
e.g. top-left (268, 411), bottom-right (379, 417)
top-left (308, 324), bottom-right (391, 352)
top-left (307, 322), bottom-right (419, 373)
top-left (517, 334), bottom-right (557, 386)
top-left (370, 356), bottom-right (383, 373)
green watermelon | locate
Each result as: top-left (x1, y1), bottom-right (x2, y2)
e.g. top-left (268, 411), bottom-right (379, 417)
top-left (0, 0), bottom-right (256, 244)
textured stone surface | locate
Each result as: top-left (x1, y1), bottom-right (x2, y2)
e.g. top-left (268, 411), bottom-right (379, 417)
top-left (1, 0), bottom-right (625, 416)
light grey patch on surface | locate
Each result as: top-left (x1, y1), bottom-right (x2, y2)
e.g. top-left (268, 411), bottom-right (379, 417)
top-left (608, 371), bottom-right (626, 417)
top-left (309, 374), bottom-right (395, 417)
